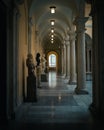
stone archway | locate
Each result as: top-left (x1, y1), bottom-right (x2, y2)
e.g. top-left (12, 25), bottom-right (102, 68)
top-left (47, 51), bottom-right (58, 72)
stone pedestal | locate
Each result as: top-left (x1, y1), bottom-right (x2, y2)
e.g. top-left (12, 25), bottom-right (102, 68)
top-left (27, 74), bottom-right (37, 102)
top-left (36, 66), bottom-right (41, 88)
top-left (41, 73), bottom-right (47, 82)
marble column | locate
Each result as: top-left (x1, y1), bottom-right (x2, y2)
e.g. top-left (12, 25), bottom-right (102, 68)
top-left (63, 44), bottom-right (66, 77)
top-left (74, 17), bottom-right (89, 94)
top-left (61, 47), bottom-right (64, 75)
top-left (65, 37), bottom-right (70, 79)
top-left (68, 31), bottom-right (76, 84)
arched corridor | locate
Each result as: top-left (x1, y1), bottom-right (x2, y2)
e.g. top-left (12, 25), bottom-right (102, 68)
top-left (1, 0), bottom-right (104, 130)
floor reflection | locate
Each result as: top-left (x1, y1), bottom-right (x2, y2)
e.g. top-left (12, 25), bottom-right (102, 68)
top-left (10, 70), bottom-right (94, 130)
top-left (48, 71), bottom-right (57, 88)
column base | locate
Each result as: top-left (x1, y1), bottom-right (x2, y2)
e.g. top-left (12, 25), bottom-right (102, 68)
top-left (68, 81), bottom-right (77, 85)
top-left (75, 88), bottom-right (88, 94)
top-left (41, 73), bottom-right (47, 82)
top-left (27, 75), bottom-right (37, 102)
top-left (62, 74), bottom-right (66, 78)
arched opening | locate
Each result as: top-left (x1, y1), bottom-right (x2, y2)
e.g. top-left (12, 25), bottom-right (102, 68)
top-left (47, 51), bottom-right (58, 72)
top-left (49, 54), bottom-right (56, 68)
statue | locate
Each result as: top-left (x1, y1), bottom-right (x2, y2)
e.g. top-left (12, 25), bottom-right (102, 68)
top-left (35, 52), bottom-right (41, 88)
top-left (36, 52), bottom-right (41, 67)
top-left (26, 53), bottom-right (35, 76)
top-left (41, 54), bottom-right (47, 74)
top-left (40, 54), bottom-right (47, 82)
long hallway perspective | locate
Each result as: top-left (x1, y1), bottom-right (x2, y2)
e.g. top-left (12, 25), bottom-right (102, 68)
top-left (6, 71), bottom-right (100, 130)
top-left (1, 0), bottom-right (104, 130)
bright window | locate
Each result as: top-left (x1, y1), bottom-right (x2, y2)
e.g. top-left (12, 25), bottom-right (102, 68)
top-left (49, 54), bottom-right (56, 67)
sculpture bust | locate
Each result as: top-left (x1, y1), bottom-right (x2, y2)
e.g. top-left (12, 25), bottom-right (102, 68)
top-left (41, 54), bottom-right (47, 73)
top-left (26, 53), bottom-right (35, 76)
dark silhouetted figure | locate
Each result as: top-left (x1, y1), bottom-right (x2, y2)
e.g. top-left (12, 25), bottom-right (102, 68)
top-left (35, 52), bottom-right (41, 88)
top-left (36, 52), bottom-right (40, 67)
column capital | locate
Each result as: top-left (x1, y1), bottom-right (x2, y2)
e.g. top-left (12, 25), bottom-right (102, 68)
top-left (74, 16), bottom-right (89, 25)
top-left (68, 31), bottom-right (76, 41)
top-left (65, 35), bottom-right (69, 41)
top-left (65, 42), bottom-right (70, 46)
top-left (65, 37), bottom-right (70, 46)
top-left (63, 44), bottom-right (66, 48)
top-left (74, 17), bottom-right (89, 33)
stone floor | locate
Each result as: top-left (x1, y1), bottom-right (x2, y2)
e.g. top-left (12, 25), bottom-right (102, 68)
top-left (2, 71), bottom-right (103, 130)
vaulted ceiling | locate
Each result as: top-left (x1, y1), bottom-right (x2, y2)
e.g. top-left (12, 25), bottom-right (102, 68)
top-left (28, 0), bottom-right (91, 50)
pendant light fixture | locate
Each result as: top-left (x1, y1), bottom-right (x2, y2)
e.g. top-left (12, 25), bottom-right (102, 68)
top-left (50, 6), bottom-right (56, 14)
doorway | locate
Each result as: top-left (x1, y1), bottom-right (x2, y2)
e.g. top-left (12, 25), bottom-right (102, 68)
top-left (47, 51), bottom-right (58, 72)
